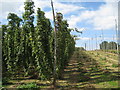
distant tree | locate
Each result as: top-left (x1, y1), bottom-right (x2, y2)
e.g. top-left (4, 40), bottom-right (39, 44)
top-left (100, 41), bottom-right (109, 50)
top-left (108, 41), bottom-right (117, 50)
top-left (75, 47), bottom-right (85, 51)
top-left (100, 41), bottom-right (117, 50)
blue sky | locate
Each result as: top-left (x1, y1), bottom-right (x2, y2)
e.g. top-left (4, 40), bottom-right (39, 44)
top-left (0, 0), bottom-right (119, 50)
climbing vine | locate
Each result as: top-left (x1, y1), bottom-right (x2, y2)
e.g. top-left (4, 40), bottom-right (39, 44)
top-left (2, 0), bottom-right (75, 83)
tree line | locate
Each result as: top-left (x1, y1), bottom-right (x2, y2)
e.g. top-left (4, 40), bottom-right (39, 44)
top-left (99, 41), bottom-right (120, 50)
top-left (2, 0), bottom-right (75, 84)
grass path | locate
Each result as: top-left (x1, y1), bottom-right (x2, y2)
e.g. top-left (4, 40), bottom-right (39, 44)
top-left (84, 51), bottom-right (119, 88)
top-left (86, 51), bottom-right (118, 71)
top-left (59, 51), bottom-right (119, 89)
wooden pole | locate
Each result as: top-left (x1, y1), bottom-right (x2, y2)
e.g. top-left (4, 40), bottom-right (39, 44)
top-left (95, 34), bottom-right (97, 50)
top-left (51, 0), bottom-right (57, 87)
top-left (89, 38), bottom-right (90, 50)
top-left (85, 43), bottom-right (86, 50)
top-left (115, 19), bottom-right (119, 54)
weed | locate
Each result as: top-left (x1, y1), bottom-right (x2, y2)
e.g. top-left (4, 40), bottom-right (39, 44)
top-left (78, 62), bottom-right (84, 66)
top-left (108, 81), bottom-right (118, 86)
top-left (17, 82), bottom-right (39, 89)
top-left (96, 52), bottom-right (99, 56)
top-left (90, 66), bottom-right (98, 71)
top-left (103, 57), bottom-right (106, 60)
top-left (99, 57), bottom-right (106, 61)
top-left (112, 64), bottom-right (118, 67)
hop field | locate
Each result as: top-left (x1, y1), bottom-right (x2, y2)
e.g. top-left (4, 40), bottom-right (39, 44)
top-left (2, 50), bottom-right (119, 89)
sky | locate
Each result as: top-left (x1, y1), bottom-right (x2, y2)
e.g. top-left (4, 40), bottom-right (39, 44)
top-left (0, 0), bottom-right (119, 50)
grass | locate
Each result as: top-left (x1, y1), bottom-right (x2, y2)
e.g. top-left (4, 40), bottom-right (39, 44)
top-left (97, 81), bottom-right (118, 88)
top-left (99, 57), bottom-right (107, 61)
top-left (112, 64), bottom-right (118, 67)
top-left (17, 82), bottom-right (39, 89)
top-left (82, 51), bottom-right (118, 88)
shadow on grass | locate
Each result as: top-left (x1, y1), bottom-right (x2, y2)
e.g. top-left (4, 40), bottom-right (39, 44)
top-left (57, 51), bottom-right (96, 89)
top-left (76, 51), bottom-right (118, 86)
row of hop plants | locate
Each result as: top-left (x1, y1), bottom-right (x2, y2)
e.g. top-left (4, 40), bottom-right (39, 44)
top-left (2, 0), bottom-right (75, 84)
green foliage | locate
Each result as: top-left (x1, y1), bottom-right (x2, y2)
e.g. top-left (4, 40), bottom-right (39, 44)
top-left (2, 0), bottom-right (75, 83)
top-left (100, 41), bottom-right (117, 50)
top-left (107, 50), bottom-right (119, 54)
top-left (17, 82), bottom-right (39, 89)
top-left (100, 41), bottom-right (109, 50)
top-left (90, 66), bottom-right (99, 71)
top-left (33, 8), bottom-right (53, 79)
top-left (2, 77), bottom-right (10, 85)
top-left (55, 13), bottom-right (75, 78)
top-left (2, 13), bottom-right (22, 83)
top-left (96, 52), bottom-right (99, 56)
top-left (112, 64), bottom-right (118, 67)
top-left (75, 47), bottom-right (86, 51)
top-left (22, 0), bottom-right (35, 75)
top-left (102, 57), bottom-right (106, 60)
top-left (99, 57), bottom-right (106, 61)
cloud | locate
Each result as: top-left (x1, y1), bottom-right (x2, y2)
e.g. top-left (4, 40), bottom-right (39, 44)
top-left (45, 1), bottom-right (85, 21)
top-left (77, 37), bottom-right (104, 41)
top-left (77, 37), bottom-right (90, 40)
top-left (1, 0), bottom-right (85, 24)
top-left (1, 0), bottom-right (118, 32)
top-left (32, 0), bottom-right (85, 21)
top-left (67, 1), bottom-right (118, 30)
top-left (90, 2), bottom-right (118, 30)
top-left (0, 0), bottom-right (24, 2)
top-left (45, 11), bottom-right (53, 20)
top-left (54, 2), bottom-right (85, 14)
top-left (33, 0), bottom-right (50, 11)
top-left (0, 1), bottom-right (24, 22)
top-left (0, 0), bottom-right (50, 21)
top-left (67, 10), bottom-right (95, 28)
top-left (77, 27), bottom-right (86, 31)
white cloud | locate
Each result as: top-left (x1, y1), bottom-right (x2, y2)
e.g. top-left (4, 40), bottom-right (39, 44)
top-left (91, 2), bottom-right (118, 30)
top-left (0, 1), bottom-right (25, 22)
top-left (67, 1), bottom-right (118, 30)
top-left (45, 11), bottom-right (53, 20)
top-left (0, 0), bottom-right (50, 22)
top-left (77, 37), bottom-right (90, 40)
top-left (54, 2), bottom-right (85, 14)
top-left (1, 0), bottom-right (85, 24)
top-left (67, 10), bottom-right (95, 28)
top-left (0, 0), bottom-right (118, 32)
top-left (0, 0), bottom-right (24, 2)
top-left (33, 0), bottom-right (50, 11)
top-left (77, 36), bottom-right (117, 42)
top-left (45, 1), bottom-right (85, 21)
top-left (77, 27), bottom-right (86, 31)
